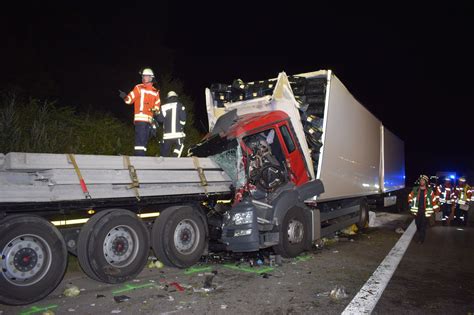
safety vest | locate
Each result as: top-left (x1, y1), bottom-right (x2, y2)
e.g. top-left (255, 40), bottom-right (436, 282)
top-left (437, 185), bottom-right (454, 204)
top-left (409, 187), bottom-right (438, 217)
top-left (125, 84), bottom-right (161, 124)
top-left (456, 185), bottom-right (472, 205)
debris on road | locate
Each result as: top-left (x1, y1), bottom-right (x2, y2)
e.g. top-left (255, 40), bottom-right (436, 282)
top-left (63, 285), bottom-right (81, 297)
top-left (395, 227), bottom-right (405, 234)
top-left (340, 224), bottom-right (358, 235)
top-left (110, 310), bottom-right (121, 314)
top-left (330, 285), bottom-right (348, 300)
top-left (113, 295), bottom-right (131, 303)
top-left (369, 211), bottom-right (377, 227)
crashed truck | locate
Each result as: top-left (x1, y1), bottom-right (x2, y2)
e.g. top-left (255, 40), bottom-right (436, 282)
top-left (0, 69), bottom-right (405, 305)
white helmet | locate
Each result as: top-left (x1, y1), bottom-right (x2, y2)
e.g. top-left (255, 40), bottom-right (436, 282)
top-left (140, 68), bottom-right (155, 77)
top-left (167, 91), bottom-right (178, 98)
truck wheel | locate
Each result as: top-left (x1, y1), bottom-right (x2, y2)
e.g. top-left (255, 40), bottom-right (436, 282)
top-left (273, 207), bottom-right (308, 258)
top-left (77, 209), bottom-right (150, 283)
top-left (0, 215), bottom-right (67, 305)
top-left (356, 199), bottom-right (369, 229)
top-left (152, 206), bottom-right (206, 268)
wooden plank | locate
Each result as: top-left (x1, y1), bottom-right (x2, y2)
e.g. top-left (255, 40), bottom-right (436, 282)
top-left (0, 169), bottom-right (231, 185)
top-left (2, 153), bottom-right (222, 171)
top-left (0, 182), bottom-right (231, 202)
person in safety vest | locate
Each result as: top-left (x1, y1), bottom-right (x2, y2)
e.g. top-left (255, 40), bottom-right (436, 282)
top-left (408, 174), bottom-right (439, 243)
top-left (156, 91), bottom-right (186, 157)
top-left (454, 176), bottom-right (472, 226)
top-left (119, 68), bottom-right (161, 156)
top-left (437, 177), bottom-right (456, 226)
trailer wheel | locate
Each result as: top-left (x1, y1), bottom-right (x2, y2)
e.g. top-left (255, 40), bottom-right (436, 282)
top-left (77, 209), bottom-right (149, 283)
top-left (273, 207), bottom-right (308, 258)
top-left (357, 199), bottom-right (369, 229)
top-left (152, 206), bottom-right (206, 268)
top-left (0, 215), bottom-right (67, 305)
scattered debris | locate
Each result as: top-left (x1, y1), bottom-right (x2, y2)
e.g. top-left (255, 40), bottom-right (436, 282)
top-left (316, 291), bottom-right (330, 297)
top-left (262, 273), bottom-right (270, 279)
top-left (63, 285), bottom-right (81, 297)
top-left (111, 310), bottom-right (121, 314)
top-left (169, 282), bottom-right (185, 292)
top-left (221, 305), bottom-right (228, 310)
top-left (90, 304), bottom-right (95, 307)
top-left (148, 260), bottom-right (164, 269)
top-left (330, 285), bottom-right (348, 300)
top-left (42, 311), bottom-right (55, 315)
top-left (132, 279), bottom-right (141, 283)
top-left (340, 224), bottom-right (358, 235)
top-left (203, 273), bottom-right (215, 289)
top-left (167, 296), bottom-right (175, 302)
top-left (395, 227), bottom-right (405, 234)
top-left (67, 308), bottom-right (75, 312)
top-left (333, 250), bottom-right (339, 254)
top-left (96, 294), bottom-right (106, 299)
top-left (114, 295), bottom-right (131, 303)
top-left (368, 211), bottom-right (376, 227)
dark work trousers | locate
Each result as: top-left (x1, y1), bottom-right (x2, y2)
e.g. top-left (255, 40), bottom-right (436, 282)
top-left (160, 138), bottom-right (185, 157)
top-left (415, 211), bottom-right (428, 243)
top-left (134, 122), bottom-right (150, 156)
top-left (441, 204), bottom-right (452, 225)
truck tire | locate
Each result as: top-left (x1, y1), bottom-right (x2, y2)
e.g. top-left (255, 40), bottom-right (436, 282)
top-left (152, 206), bottom-right (206, 268)
top-left (273, 207), bottom-right (308, 258)
top-left (0, 215), bottom-right (67, 305)
top-left (356, 199), bottom-right (369, 229)
top-left (77, 209), bottom-right (149, 284)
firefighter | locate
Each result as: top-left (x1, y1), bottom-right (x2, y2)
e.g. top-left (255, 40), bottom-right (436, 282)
top-left (157, 91), bottom-right (186, 157)
top-left (437, 177), bottom-right (456, 226)
top-left (408, 175), bottom-right (439, 243)
top-left (119, 68), bottom-right (161, 156)
top-left (454, 176), bottom-right (472, 226)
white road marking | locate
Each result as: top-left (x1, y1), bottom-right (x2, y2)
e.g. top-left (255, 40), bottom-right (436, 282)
top-left (342, 220), bottom-right (416, 315)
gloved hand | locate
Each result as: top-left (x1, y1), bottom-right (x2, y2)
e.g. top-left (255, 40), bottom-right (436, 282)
top-left (119, 90), bottom-right (127, 100)
top-left (151, 106), bottom-right (160, 113)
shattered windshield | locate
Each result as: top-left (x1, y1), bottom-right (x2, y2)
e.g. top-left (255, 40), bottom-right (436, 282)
top-left (209, 143), bottom-right (246, 188)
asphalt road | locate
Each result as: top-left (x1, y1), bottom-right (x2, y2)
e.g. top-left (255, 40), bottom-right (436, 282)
top-left (374, 223), bottom-right (474, 314)
top-left (1, 212), bottom-right (472, 314)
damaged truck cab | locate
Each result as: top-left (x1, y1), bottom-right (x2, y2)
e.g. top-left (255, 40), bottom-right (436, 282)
top-left (190, 109), bottom-right (324, 257)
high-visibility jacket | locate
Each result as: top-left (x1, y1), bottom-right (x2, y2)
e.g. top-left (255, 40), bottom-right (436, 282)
top-left (124, 83), bottom-right (161, 124)
top-left (157, 96), bottom-right (186, 140)
top-left (408, 186), bottom-right (439, 217)
top-left (455, 184), bottom-right (472, 205)
top-left (436, 184), bottom-right (455, 205)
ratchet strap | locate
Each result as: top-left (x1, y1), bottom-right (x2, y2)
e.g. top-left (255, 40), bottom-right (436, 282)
top-left (192, 156), bottom-right (208, 194)
top-left (123, 156), bottom-right (141, 201)
top-left (67, 153), bottom-right (91, 199)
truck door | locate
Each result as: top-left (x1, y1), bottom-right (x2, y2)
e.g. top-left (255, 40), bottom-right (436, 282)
top-left (277, 122), bottom-right (310, 186)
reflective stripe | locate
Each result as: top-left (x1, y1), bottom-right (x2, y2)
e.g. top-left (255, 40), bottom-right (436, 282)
top-left (140, 89), bottom-right (145, 112)
top-left (173, 139), bottom-right (185, 157)
top-left (142, 90), bottom-right (158, 96)
top-left (125, 96), bottom-right (132, 104)
top-left (134, 146), bottom-right (147, 151)
top-left (134, 113), bottom-right (152, 122)
top-left (163, 132), bottom-right (185, 140)
top-left (179, 120), bottom-right (186, 125)
top-left (155, 98), bottom-right (161, 105)
top-left (131, 91), bottom-right (135, 99)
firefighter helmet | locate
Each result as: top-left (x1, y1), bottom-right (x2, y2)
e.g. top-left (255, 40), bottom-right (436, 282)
top-left (459, 176), bottom-right (466, 183)
top-left (140, 68), bottom-right (155, 77)
top-left (167, 91), bottom-right (178, 98)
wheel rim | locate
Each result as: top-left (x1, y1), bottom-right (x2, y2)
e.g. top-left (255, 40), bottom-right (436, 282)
top-left (173, 219), bottom-right (200, 255)
top-left (103, 225), bottom-right (139, 267)
top-left (287, 219), bottom-right (304, 244)
top-left (1, 234), bottom-right (52, 286)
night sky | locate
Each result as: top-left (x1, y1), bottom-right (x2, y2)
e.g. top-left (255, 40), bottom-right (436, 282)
top-left (1, 2), bottom-right (473, 184)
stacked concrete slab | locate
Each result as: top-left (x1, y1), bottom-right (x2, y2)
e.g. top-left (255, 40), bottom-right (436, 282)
top-left (0, 152), bottom-right (232, 202)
